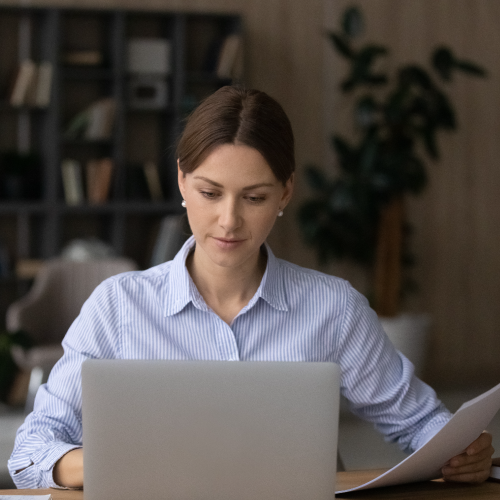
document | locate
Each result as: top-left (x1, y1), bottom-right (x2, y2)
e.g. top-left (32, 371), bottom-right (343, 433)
top-left (337, 381), bottom-right (500, 493)
top-left (0, 497), bottom-right (51, 500)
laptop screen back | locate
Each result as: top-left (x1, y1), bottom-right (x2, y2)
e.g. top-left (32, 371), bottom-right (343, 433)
top-left (82, 360), bottom-right (340, 500)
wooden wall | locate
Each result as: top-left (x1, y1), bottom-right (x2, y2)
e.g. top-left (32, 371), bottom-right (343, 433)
top-left (326, 0), bottom-right (500, 387)
top-left (4, 0), bottom-right (499, 387)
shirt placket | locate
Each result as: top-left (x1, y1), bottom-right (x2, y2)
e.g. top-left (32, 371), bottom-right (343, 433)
top-left (212, 313), bottom-right (240, 361)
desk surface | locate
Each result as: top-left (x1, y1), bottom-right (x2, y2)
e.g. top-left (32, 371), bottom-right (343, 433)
top-left (1, 470), bottom-right (500, 499)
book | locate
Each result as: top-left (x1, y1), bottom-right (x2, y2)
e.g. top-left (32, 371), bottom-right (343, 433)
top-left (34, 61), bottom-right (53, 107)
top-left (61, 158), bottom-right (84, 205)
top-left (9, 59), bottom-right (37, 107)
top-left (63, 50), bottom-right (103, 66)
top-left (143, 161), bottom-right (164, 201)
top-left (86, 157), bottom-right (114, 204)
top-left (65, 98), bottom-right (116, 141)
top-left (150, 215), bottom-right (187, 267)
top-left (85, 98), bottom-right (116, 140)
top-left (216, 34), bottom-right (242, 79)
top-left (64, 108), bottom-right (91, 140)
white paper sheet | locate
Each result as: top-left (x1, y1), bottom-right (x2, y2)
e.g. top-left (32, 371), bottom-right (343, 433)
top-left (0, 496), bottom-right (51, 500)
top-left (336, 381), bottom-right (500, 493)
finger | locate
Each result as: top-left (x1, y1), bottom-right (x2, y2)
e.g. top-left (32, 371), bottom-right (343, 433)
top-left (443, 468), bottom-right (491, 484)
top-left (466, 431), bottom-right (493, 456)
top-left (448, 444), bottom-right (495, 468)
top-left (442, 455), bottom-right (492, 477)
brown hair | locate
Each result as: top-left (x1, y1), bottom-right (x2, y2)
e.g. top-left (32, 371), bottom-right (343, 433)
top-left (176, 86), bottom-right (295, 185)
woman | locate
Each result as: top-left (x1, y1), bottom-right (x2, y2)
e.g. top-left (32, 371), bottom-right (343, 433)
top-left (9, 86), bottom-right (493, 489)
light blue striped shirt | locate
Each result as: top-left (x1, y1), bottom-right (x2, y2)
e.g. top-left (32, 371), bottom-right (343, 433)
top-left (9, 236), bottom-right (451, 488)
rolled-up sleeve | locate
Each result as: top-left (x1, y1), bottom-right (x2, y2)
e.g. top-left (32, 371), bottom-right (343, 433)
top-left (337, 285), bottom-right (451, 453)
top-left (8, 277), bottom-right (122, 488)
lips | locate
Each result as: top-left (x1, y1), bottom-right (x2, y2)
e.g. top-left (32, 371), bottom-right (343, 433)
top-left (213, 237), bottom-right (245, 249)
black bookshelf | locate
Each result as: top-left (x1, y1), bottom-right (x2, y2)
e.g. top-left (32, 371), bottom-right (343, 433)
top-left (0, 6), bottom-right (243, 273)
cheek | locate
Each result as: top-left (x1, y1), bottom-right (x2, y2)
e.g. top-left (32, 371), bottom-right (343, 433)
top-left (249, 209), bottom-right (278, 235)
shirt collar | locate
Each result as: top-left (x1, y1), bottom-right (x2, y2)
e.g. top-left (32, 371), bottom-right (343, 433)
top-left (164, 235), bottom-right (288, 317)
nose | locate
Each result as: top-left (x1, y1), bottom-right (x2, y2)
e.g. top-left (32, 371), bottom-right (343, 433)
top-left (218, 197), bottom-right (242, 232)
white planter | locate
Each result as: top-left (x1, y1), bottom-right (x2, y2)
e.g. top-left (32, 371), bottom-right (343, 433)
top-left (379, 313), bottom-right (431, 378)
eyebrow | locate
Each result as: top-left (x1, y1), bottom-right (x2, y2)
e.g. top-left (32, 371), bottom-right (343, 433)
top-left (193, 176), bottom-right (275, 190)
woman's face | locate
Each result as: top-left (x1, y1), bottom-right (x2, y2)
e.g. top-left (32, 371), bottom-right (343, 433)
top-left (178, 144), bottom-right (293, 273)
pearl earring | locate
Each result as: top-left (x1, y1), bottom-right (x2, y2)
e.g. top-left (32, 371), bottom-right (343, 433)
top-left (181, 200), bottom-right (186, 208)
top-left (278, 210), bottom-right (284, 217)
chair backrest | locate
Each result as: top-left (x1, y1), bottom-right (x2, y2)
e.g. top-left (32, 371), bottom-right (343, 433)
top-left (6, 258), bottom-right (137, 345)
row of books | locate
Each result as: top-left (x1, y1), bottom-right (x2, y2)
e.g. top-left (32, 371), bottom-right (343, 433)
top-left (9, 59), bottom-right (53, 108)
top-left (63, 34), bottom-right (239, 79)
top-left (65, 98), bottom-right (116, 141)
top-left (61, 158), bottom-right (114, 205)
top-left (61, 158), bottom-right (164, 205)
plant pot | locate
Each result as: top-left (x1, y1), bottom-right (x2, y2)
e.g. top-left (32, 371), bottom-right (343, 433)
top-left (379, 313), bottom-right (431, 378)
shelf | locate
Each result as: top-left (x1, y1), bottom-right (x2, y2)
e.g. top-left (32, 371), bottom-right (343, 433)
top-left (57, 201), bottom-right (182, 214)
top-left (0, 202), bottom-right (47, 214)
top-left (62, 138), bottom-right (113, 147)
top-left (0, 100), bottom-right (49, 113)
top-left (62, 66), bottom-right (113, 80)
top-left (186, 72), bottom-right (232, 84)
top-left (124, 104), bottom-right (174, 114)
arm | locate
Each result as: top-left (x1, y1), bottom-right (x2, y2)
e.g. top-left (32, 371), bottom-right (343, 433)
top-left (8, 278), bottom-right (121, 489)
top-left (336, 285), bottom-right (494, 483)
top-left (336, 285), bottom-right (452, 454)
top-left (53, 448), bottom-right (84, 488)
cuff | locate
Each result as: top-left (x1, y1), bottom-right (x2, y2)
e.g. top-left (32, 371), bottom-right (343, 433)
top-left (12, 442), bottom-right (82, 489)
top-left (413, 412), bottom-right (452, 451)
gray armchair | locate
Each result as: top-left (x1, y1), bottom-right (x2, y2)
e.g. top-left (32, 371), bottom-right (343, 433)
top-left (6, 257), bottom-right (137, 413)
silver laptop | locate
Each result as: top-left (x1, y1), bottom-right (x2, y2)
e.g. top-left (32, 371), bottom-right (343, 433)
top-left (82, 360), bottom-right (341, 500)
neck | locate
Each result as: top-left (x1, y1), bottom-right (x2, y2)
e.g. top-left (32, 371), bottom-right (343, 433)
top-left (186, 245), bottom-right (267, 319)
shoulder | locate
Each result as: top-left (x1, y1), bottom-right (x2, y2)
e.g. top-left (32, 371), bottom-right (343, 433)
top-left (274, 257), bottom-right (361, 314)
top-left (277, 257), bottom-right (352, 293)
top-left (89, 261), bottom-right (174, 301)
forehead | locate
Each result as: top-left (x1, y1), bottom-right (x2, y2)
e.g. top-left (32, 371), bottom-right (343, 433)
top-left (190, 144), bottom-right (278, 185)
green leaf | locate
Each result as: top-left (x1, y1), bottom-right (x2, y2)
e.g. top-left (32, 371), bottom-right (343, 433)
top-left (355, 95), bottom-right (378, 127)
top-left (403, 156), bottom-right (428, 194)
top-left (332, 135), bottom-right (358, 174)
top-left (328, 32), bottom-right (354, 59)
top-left (329, 180), bottom-right (355, 212)
top-left (421, 126), bottom-right (439, 159)
top-left (344, 45), bottom-right (388, 91)
top-left (433, 91), bottom-right (456, 129)
top-left (342, 6), bottom-right (364, 37)
top-left (455, 60), bottom-right (487, 77)
top-left (358, 130), bottom-right (379, 175)
top-left (304, 165), bottom-right (329, 191)
top-left (432, 47), bottom-right (454, 81)
top-left (399, 65), bottom-right (434, 90)
top-left (356, 45), bottom-right (388, 71)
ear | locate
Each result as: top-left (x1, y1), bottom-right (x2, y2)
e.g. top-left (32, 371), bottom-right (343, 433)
top-left (177, 159), bottom-right (186, 199)
top-left (279, 173), bottom-right (294, 210)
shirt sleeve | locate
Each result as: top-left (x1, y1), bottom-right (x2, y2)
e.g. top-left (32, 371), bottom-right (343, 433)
top-left (8, 277), bottom-right (122, 489)
top-left (337, 284), bottom-right (452, 453)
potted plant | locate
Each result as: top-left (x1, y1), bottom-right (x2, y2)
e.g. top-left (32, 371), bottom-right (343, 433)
top-left (298, 6), bottom-right (486, 372)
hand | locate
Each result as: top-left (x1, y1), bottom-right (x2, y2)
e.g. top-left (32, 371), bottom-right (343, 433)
top-left (441, 431), bottom-right (494, 483)
top-left (53, 448), bottom-right (84, 488)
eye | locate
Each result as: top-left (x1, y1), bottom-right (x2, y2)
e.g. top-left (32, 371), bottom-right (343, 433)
top-left (246, 195), bottom-right (266, 204)
top-left (200, 190), bottom-right (218, 199)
